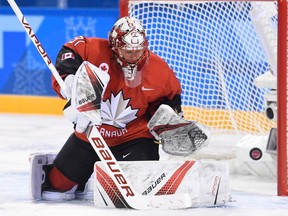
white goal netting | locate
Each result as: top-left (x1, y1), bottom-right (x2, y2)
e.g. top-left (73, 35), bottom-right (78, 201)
top-left (127, 0), bottom-right (277, 139)
top-left (125, 0), bottom-right (288, 195)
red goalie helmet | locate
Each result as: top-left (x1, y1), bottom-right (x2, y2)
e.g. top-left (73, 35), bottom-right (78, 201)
top-left (108, 16), bottom-right (149, 86)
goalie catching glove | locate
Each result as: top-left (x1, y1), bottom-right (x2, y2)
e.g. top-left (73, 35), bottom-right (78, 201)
top-left (63, 61), bottom-right (110, 133)
top-left (147, 104), bottom-right (210, 156)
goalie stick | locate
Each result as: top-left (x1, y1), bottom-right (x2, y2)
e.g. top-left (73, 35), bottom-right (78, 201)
top-left (7, 0), bottom-right (193, 209)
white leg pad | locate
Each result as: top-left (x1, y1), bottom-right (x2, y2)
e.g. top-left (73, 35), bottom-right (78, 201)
top-left (29, 152), bottom-right (56, 200)
top-left (94, 160), bottom-right (230, 208)
top-left (29, 152), bottom-right (90, 201)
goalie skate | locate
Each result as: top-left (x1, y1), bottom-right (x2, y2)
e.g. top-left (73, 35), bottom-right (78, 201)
top-left (29, 153), bottom-right (76, 201)
top-left (29, 152), bottom-right (56, 200)
top-left (147, 104), bottom-right (210, 156)
top-left (29, 152), bottom-right (93, 201)
top-left (30, 153), bottom-right (76, 201)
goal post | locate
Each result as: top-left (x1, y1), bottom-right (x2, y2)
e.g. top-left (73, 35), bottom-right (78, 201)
top-left (277, 0), bottom-right (288, 196)
top-left (120, 0), bottom-right (288, 196)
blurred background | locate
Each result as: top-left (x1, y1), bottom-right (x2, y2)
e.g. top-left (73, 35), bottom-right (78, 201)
top-left (0, 0), bottom-right (119, 8)
top-left (0, 0), bottom-right (119, 113)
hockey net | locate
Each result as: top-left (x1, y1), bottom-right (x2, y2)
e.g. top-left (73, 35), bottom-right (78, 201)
top-left (120, 0), bottom-right (288, 195)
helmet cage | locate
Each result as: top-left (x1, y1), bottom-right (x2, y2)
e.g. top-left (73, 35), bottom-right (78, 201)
top-left (109, 17), bottom-right (148, 68)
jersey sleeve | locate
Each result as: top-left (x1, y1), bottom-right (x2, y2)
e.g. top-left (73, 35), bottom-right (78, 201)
top-left (52, 36), bottom-right (87, 98)
top-left (52, 36), bottom-right (109, 98)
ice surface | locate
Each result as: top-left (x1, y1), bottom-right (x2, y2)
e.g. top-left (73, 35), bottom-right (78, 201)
top-left (0, 113), bottom-right (288, 216)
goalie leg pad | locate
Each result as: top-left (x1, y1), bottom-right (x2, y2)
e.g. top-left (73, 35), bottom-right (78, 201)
top-left (29, 152), bottom-right (79, 201)
top-left (29, 153), bottom-right (56, 200)
top-left (94, 160), bottom-right (230, 208)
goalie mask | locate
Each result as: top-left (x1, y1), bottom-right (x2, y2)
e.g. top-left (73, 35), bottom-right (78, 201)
top-left (108, 16), bottom-right (149, 87)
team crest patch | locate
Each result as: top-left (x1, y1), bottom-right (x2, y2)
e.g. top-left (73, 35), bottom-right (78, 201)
top-left (99, 63), bottom-right (109, 72)
top-left (61, 52), bottom-right (75, 61)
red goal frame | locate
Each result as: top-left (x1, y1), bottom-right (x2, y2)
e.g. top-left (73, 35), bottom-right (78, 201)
top-left (278, 0), bottom-right (288, 196)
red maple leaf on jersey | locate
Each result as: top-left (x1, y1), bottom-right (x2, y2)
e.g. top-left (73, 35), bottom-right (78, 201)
top-left (101, 65), bottom-right (107, 71)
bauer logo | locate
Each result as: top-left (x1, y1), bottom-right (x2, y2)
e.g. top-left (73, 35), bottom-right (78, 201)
top-left (78, 93), bottom-right (95, 105)
top-left (91, 136), bottom-right (135, 197)
top-left (142, 173), bottom-right (166, 195)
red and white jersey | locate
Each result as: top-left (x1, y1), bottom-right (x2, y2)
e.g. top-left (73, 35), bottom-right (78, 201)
top-left (53, 36), bottom-right (182, 147)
